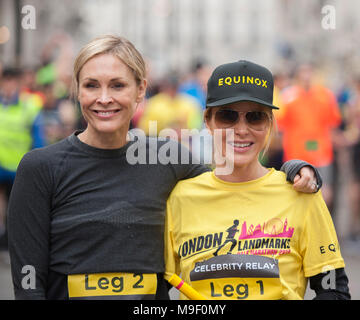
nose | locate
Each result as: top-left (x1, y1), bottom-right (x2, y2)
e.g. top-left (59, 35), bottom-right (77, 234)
top-left (96, 89), bottom-right (114, 105)
top-left (233, 114), bottom-right (250, 135)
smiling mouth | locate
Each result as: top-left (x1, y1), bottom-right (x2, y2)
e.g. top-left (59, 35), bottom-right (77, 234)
top-left (228, 142), bottom-right (253, 148)
top-left (93, 109), bottom-right (121, 117)
top-left (227, 141), bottom-right (254, 154)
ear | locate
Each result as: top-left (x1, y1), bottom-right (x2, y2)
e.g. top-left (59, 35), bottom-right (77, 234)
top-left (136, 79), bottom-right (147, 103)
top-left (205, 120), bottom-right (213, 135)
top-left (204, 109), bottom-right (214, 136)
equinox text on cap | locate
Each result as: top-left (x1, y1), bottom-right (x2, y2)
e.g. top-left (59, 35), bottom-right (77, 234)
top-left (218, 75), bottom-right (268, 88)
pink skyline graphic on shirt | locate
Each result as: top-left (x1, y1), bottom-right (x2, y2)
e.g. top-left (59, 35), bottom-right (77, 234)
top-left (238, 218), bottom-right (294, 240)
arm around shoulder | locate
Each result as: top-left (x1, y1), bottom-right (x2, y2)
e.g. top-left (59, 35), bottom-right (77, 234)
top-left (167, 139), bottom-right (210, 181)
top-left (280, 159), bottom-right (323, 192)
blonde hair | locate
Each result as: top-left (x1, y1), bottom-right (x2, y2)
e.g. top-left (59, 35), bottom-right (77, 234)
top-left (71, 35), bottom-right (146, 99)
top-left (262, 111), bottom-right (276, 157)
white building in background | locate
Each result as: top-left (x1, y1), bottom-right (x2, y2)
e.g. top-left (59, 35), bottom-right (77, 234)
top-left (78, 0), bottom-right (281, 75)
top-left (1, 0), bottom-right (360, 85)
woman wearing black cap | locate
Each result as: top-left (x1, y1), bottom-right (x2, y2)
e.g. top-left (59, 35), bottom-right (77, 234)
top-left (7, 34), bottom-right (321, 300)
top-left (164, 60), bottom-right (350, 300)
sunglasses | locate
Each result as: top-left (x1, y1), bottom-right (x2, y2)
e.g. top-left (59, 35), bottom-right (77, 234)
top-left (214, 109), bottom-right (270, 130)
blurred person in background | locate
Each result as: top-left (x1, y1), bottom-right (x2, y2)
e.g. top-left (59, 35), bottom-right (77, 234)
top-left (178, 59), bottom-right (212, 110)
top-left (262, 71), bottom-right (290, 170)
top-left (20, 67), bottom-right (45, 103)
top-left (38, 32), bottom-right (74, 100)
top-left (331, 77), bottom-right (355, 237)
top-left (40, 82), bottom-right (78, 145)
top-left (346, 76), bottom-right (360, 242)
top-left (178, 60), bottom-right (213, 164)
top-left (277, 63), bottom-right (343, 214)
top-left (138, 73), bottom-right (203, 143)
top-left (129, 59), bottom-right (160, 129)
top-left (33, 32), bottom-right (79, 145)
top-left (0, 67), bottom-right (45, 249)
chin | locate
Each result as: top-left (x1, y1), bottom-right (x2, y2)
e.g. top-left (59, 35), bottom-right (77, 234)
top-left (227, 153), bottom-right (258, 168)
top-left (92, 122), bottom-right (128, 134)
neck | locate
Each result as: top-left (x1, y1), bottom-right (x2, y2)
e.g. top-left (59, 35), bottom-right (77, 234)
top-left (215, 161), bottom-right (269, 183)
top-left (78, 127), bottom-right (128, 149)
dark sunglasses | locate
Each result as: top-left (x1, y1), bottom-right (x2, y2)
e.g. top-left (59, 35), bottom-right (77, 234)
top-left (214, 109), bottom-right (270, 130)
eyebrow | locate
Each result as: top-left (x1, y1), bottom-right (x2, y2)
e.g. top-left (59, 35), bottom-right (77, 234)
top-left (82, 77), bottom-right (125, 82)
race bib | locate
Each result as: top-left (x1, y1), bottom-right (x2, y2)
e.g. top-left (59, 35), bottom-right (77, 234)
top-left (68, 272), bottom-right (157, 300)
top-left (305, 140), bottom-right (319, 151)
top-left (190, 255), bottom-right (283, 300)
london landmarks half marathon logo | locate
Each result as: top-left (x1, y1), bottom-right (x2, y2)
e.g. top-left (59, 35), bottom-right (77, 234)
top-left (178, 217), bottom-right (295, 260)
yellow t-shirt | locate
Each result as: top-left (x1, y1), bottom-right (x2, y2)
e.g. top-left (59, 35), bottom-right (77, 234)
top-left (138, 93), bottom-right (202, 135)
top-left (165, 169), bottom-right (345, 300)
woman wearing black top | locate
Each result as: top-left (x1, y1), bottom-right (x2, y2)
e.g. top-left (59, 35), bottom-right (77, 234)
top-left (8, 35), bottom-right (321, 300)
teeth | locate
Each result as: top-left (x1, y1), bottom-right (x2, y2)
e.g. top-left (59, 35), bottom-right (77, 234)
top-left (230, 142), bottom-right (251, 147)
top-left (98, 111), bottom-right (115, 115)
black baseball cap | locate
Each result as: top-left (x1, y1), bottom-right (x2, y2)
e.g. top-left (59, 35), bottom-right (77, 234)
top-left (206, 60), bottom-right (279, 109)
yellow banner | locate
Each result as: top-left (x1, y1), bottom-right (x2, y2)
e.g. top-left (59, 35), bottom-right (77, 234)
top-left (68, 272), bottom-right (157, 298)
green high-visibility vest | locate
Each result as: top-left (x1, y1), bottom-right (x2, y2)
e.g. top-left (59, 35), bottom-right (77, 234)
top-left (0, 93), bottom-right (42, 172)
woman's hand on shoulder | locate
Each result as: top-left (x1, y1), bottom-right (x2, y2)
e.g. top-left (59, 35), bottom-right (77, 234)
top-left (292, 166), bottom-right (318, 193)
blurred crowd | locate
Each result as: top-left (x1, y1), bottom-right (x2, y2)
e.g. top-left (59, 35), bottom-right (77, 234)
top-left (1, 34), bottom-right (360, 250)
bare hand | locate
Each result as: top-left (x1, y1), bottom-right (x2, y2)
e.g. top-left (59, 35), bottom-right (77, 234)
top-left (293, 166), bottom-right (318, 193)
